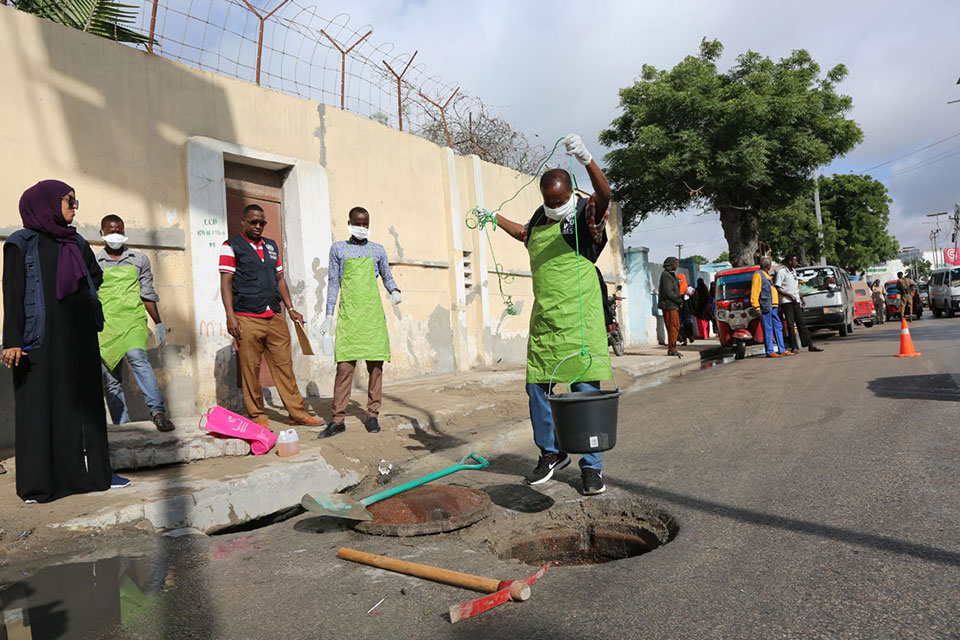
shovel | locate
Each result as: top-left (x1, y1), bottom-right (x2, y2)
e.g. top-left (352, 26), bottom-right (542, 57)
top-left (300, 452), bottom-right (489, 521)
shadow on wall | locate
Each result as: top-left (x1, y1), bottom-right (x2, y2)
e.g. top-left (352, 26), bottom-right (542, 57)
top-left (1, 11), bottom-right (240, 637)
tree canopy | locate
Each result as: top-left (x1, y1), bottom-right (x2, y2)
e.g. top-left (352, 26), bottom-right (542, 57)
top-left (13, 0), bottom-right (153, 45)
top-left (600, 39), bottom-right (862, 266)
top-left (758, 173), bottom-right (899, 272)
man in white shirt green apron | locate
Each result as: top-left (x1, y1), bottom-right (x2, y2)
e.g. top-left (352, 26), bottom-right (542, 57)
top-left (495, 134), bottom-right (613, 496)
top-left (318, 207), bottom-right (401, 438)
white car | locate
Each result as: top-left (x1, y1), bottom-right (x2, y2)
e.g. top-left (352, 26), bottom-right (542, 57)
top-left (928, 267), bottom-right (960, 317)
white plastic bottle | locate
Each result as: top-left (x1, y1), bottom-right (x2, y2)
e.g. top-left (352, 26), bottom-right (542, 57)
top-left (277, 429), bottom-right (300, 457)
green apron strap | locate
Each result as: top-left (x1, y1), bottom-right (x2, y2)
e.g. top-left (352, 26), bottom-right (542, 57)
top-left (334, 255), bottom-right (391, 362)
top-left (98, 265), bottom-right (149, 370)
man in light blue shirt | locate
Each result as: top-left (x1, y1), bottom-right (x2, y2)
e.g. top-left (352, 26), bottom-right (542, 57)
top-left (318, 207), bottom-right (401, 439)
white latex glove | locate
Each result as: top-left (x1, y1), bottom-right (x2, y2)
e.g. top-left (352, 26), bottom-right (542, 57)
top-left (563, 133), bottom-right (592, 165)
top-left (155, 322), bottom-right (167, 347)
top-left (390, 290), bottom-right (402, 305)
top-left (319, 316), bottom-right (333, 335)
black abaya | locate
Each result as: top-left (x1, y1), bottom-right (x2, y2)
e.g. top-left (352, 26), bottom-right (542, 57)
top-left (3, 232), bottom-right (111, 502)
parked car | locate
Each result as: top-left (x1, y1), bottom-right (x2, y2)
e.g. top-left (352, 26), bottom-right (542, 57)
top-left (851, 280), bottom-right (879, 327)
top-left (928, 267), bottom-right (960, 317)
top-left (918, 282), bottom-right (929, 308)
top-left (796, 265), bottom-right (856, 336)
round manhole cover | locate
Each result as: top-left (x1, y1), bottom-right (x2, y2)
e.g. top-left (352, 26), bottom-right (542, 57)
top-left (355, 485), bottom-right (492, 537)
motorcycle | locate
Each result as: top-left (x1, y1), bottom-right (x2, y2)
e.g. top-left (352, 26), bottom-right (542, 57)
top-left (605, 285), bottom-right (625, 356)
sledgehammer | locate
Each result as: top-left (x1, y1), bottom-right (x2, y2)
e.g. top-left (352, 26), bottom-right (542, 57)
top-left (337, 548), bottom-right (547, 622)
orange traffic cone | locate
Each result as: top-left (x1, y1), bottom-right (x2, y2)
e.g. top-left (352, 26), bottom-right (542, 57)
top-left (894, 316), bottom-right (921, 357)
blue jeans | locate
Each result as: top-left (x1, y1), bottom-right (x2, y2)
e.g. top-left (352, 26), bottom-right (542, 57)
top-left (526, 381), bottom-right (602, 470)
top-left (102, 348), bottom-right (166, 425)
top-left (761, 308), bottom-right (786, 355)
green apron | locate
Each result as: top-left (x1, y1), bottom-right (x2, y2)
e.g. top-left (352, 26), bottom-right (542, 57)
top-left (98, 265), bottom-right (149, 370)
top-left (526, 222), bottom-right (612, 384)
top-left (334, 255), bottom-right (391, 362)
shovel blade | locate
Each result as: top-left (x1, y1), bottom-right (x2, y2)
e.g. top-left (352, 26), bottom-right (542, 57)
top-left (300, 493), bottom-right (374, 521)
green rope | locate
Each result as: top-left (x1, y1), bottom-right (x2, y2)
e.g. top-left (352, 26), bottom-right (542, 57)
top-left (465, 138), bottom-right (566, 315)
top-left (464, 137), bottom-right (595, 387)
top-left (568, 153), bottom-right (594, 386)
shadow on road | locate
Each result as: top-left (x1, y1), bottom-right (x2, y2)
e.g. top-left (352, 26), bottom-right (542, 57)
top-left (867, 374), bottom-right (960, 402)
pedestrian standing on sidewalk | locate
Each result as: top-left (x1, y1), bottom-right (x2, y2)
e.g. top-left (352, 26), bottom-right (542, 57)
top-left (709, 280), bottom-right (718, 334)
top-left (317, 207), bottom-right (401, 439)
top-left (219, 204), bottom-right (322, 429)
top-left (493, 133), bottom-right (612, 496)
top-left (658, 257), bottom-right (683, 357)
top-left (679, 286), bottom-right (697, 345)
top-left (3, 180), bottom-right (129, 503)
top-left (96, 215), bottom-right (175, 431)
top-left (774, 256), bottom-right (823, 353)
top-left (871, 279), bottom-right (885, 324)
top-left (693, 278), bottom-right (712, 339)
top-left (751, 257), bottom-right (792, 358)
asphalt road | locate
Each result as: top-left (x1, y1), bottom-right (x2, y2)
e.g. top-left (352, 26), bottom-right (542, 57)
top-left (11, 316), bottom-right (960, 639)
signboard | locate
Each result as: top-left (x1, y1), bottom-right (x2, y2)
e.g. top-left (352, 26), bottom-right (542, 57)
top-left (946, 248), bottom-right (960, 266)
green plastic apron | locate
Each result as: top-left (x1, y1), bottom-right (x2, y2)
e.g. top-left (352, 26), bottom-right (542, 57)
top-left (98, 265), bottom-right (149, 370)
top-left (334, 254), bottom-right (391, 362)
top-left (526, 221), bottom-right (612, 384)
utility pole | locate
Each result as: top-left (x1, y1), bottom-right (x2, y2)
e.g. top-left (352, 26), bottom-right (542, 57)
top-left (813, 168), bottom-right (827, 266)
top-left (927, 211), bottom-right (949, 268)
top-left (676, 244), bottom-right (683, 260)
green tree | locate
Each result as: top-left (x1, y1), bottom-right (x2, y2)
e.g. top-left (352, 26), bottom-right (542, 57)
top-left (600, 39), bottom-right (862, 266)
top-left (12, 0), bottom-right (152, 45)
top-left (714, 251), bottom-right (730, 263)
top-left (759, 173), bottom-right (899, 271)
top-left (686, 254), bottom-right (709, 266)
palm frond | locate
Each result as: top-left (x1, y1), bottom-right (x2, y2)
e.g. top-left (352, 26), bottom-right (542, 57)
top-left (14, 0), bottom-right (153, 46)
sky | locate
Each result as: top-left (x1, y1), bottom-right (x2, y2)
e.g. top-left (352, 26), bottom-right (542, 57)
top-left (323, 0), bottom-right (960, 265)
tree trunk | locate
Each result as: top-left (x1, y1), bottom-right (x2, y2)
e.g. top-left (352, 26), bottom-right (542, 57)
top-left (719, 207), bottom-right (760, 267)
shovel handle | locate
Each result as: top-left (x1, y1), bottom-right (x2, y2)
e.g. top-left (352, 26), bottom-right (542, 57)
top-left (338, 548), bottom-right (528, 600)
top-left (359, 452), bottom-right (489, 507)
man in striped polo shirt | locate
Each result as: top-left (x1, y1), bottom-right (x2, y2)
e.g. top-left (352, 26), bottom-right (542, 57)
top-left (218, 204), bottom-right (321, 428)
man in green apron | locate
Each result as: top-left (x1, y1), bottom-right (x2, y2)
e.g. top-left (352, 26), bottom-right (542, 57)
top-left (97, 215), bottom-right (174, 431)
top-left (495, 134), bottom-right (613, 495)
top-left (318, 207), bottom-right (401, 439)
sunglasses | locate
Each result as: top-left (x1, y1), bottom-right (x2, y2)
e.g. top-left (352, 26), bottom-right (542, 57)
top-left (247, 219), bottom-right (268, 227)
top-left (62, 195), bottom-right (79, 210)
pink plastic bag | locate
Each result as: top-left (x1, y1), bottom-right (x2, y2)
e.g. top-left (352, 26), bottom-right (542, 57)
top-left (200, 406), bottom-right (277, 455)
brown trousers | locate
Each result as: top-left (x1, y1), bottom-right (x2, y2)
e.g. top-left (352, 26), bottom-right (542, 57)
top-left (663, 309), bottom-right (680, 352)
top-left (237, 314), bottom-right (309, 422)
top-left (331, 360), bottom-right (384, 425)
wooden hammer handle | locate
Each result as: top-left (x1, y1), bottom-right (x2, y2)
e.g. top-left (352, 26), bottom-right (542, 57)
top-left (338, 547), bottom-right (502, 594)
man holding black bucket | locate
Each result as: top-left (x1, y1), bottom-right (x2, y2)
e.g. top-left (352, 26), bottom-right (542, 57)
top-left (495, 134), bottom-right (613, 496)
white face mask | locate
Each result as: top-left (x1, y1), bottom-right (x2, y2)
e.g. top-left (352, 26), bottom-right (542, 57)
top-left (348, 225), bottom-right (370, 241)
top-left (102, 233), bottom-right (128, 250)
top-left (543, 192), bottom-right (576, 221)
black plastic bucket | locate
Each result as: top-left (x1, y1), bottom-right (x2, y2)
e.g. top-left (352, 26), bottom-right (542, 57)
top-left (548, 389), bottom-right (622, 453)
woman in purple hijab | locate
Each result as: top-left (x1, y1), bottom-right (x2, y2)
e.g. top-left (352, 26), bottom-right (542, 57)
top-left (2, 180), bottom-right (127, 503)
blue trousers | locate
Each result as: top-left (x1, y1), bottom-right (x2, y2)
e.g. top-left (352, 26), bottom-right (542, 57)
top-left (526, 381), bottom-right (602, 470)
top-left (102, 348), bottom-right (166, 425)
top-left (761, 308), bottom-right (786, 355)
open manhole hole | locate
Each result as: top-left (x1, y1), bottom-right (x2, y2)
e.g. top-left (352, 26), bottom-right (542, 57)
top-left (495, 499), bottom-right (677, 566)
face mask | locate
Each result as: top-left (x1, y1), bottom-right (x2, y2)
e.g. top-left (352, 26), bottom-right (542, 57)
top-left (348, 225), bottom-right (370, 241)
top-left (102, 233), bottom-right (128, 250)
top-left (543, 192), bottom-right (576, 221)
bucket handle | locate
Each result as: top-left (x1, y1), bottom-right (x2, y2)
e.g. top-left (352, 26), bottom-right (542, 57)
top-left (547, 351), bottom-right (620, 393)
top-left (198, 407), bottom-right (213, 432)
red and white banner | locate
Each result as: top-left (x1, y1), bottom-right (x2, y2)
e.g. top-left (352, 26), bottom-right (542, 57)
top-left (946, 248), bottom-right (960, 266)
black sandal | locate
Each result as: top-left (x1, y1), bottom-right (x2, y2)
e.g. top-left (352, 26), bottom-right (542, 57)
top-left (153, 415), bottom-right (176, 432)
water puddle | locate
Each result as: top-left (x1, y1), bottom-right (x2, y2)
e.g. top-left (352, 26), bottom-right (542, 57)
top-left (0, 555), bottom-right (171, 639)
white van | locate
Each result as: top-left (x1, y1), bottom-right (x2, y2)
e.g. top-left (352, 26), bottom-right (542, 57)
top-left (928, 267), bottom-right (960, 317)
